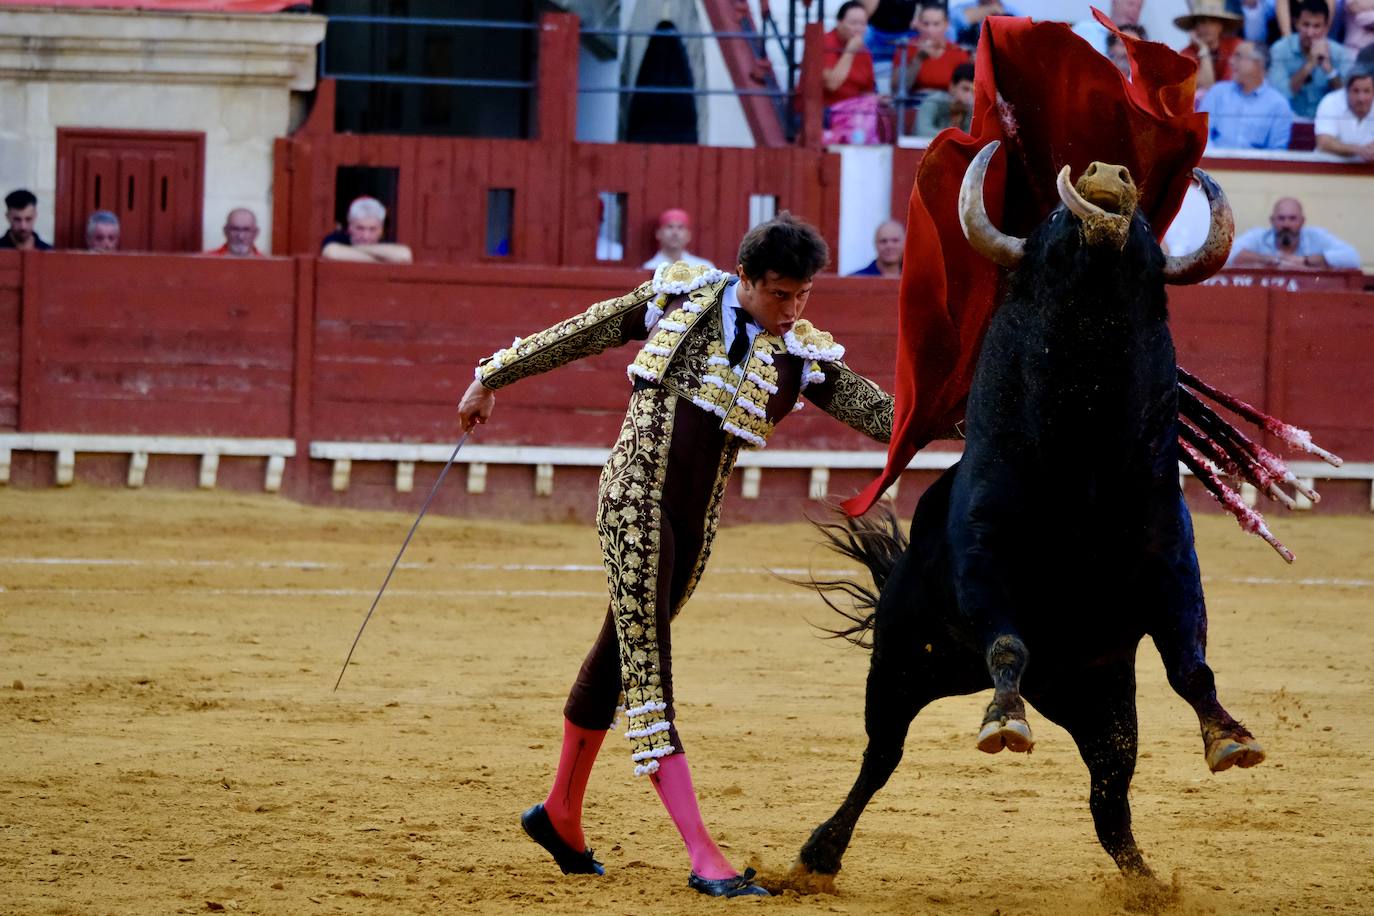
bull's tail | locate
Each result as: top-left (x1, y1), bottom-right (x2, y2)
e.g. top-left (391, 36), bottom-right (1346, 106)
top-left (798, 502), bottom-right (908, 650)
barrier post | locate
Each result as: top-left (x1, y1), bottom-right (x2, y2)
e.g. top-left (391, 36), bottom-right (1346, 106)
top-left (537, 11), bottom-right (580, 145)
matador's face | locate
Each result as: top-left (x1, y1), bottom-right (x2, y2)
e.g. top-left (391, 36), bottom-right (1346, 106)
top-left (736, 269), bottom-right (814, 337)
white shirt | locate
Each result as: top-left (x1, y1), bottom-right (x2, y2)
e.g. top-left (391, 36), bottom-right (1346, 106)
top-left (596, 237), bottom-right (624, 261)
top-left (719, 280), bottom-right (761, 357)
top-left (1071, 17), bottom-right (1110, 55)
top-left (1162, 183), bottom-right (1211, 258)
top-left (642, 250), bottom-right (715, 270)
top-left (1314, 88), bottom-right (1374, 148)
top-left (1229, 225), bottom-right (1361, 269)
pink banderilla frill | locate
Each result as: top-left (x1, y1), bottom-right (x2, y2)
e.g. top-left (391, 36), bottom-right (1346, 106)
top-left (1175, 367), bottom-right (1343, 563)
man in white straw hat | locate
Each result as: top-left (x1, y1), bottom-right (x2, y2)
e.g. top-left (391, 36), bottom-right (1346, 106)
top-left (1177, 0), bottom-right (1246, 92)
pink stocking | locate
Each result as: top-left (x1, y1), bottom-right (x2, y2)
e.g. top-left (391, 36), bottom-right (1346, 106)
top-left (542, 719), bottom-right (606, 851)
top-left (650, 753), bottom-right (736, 879)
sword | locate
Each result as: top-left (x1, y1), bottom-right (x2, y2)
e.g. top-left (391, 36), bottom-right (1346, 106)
top-left (333, 431), bottom-right (471, 691)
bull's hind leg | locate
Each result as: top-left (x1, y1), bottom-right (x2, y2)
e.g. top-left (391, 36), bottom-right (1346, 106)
top-left (1153, 620), bottom-right (1265, 773)
top-left (1149, 496), bottom-right (1265, 773)
top-left (1033, 661), bottom-right (1152, 877)
top-left (976, 633), bottom-right (1034, 754)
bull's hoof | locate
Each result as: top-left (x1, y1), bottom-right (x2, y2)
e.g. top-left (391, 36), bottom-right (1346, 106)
top-left (1206, 734), bottom-right (1265, 772)
top-left (976, 717), bottom-right (1034, 754)
top-left (765, 861), bottom-right (837, 896)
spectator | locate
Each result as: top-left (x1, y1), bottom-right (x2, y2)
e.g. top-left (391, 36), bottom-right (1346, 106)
top-left (1238, 0), bottom-right (1278, 44)
top-left (861, 0), bottom-right (920, 87)
top-left (1359, 38), bottom-right (1374, 65)
top-left (950, 0), bottom-right (1023, 46)
top-left (915, 62), bottom-right (976, 136)
top-left (1107, 24), bottom-right (1150, 77)
top-left (1228, 196), bottom-right (1360, 268)
top-left (643, 208), bottom-right (714, 270)
top-left (0, 189), bottom-right (52, 251)
top-left (206, 208), bottom-right (263, 257)
top-left (1269, 0), bottom-right (1354, 118)
top-left (1342, 0), bottom-right (1374, 51)
top-left (85, 210), bottom-right (120, 252)
top-left (894, 4), bottom-right (972, 95)
top-left (1073, 0), bottom-right (1145, 55)
top-left (1177, 0), bottom-right (1246, 92)
top-left (1315, 68), bottom-right (1374, 158)
top-left (849, 219), bottom-right (905, 276)
top-left (1276, 0), bottom-right (1336, 36)
top-left (822, 1), bottom-right (883, 144)
top-left (321, 196), bottom-right (413, 264)
top-left (1200, 42), bottom-right (1294, 148)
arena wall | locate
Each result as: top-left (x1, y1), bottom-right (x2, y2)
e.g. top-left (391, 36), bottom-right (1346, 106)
top-left (2, 250), bottom-right (1371, 522)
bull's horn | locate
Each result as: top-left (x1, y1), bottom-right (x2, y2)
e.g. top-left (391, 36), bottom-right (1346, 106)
top-left (959, 141), bottom-right (1025, 269)
top-left (1162, 169), bottom-right (1234, 285)
top-left (1056, 165), bottom-right (1106, 221)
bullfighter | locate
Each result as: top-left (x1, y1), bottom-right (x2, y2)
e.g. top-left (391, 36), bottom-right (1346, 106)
top-left (457, 213), bottom-right (893, 898)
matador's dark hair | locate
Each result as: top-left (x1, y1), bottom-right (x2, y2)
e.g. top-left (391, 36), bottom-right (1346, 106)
top-left (736, 211), bottom-right (830, 282)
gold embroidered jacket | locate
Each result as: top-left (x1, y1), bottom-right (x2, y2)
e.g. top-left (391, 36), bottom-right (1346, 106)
top-left (476, 262), bottom-right (893, 446)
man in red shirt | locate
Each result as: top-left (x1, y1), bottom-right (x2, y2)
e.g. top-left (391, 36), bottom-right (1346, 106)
top-left (205, 208), bottom-right (264, 257)
top-left (894, 4), bottom-right (971, 96)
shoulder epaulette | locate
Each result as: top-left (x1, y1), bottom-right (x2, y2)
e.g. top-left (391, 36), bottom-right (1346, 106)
top-left (651, 260), bottom-right (732, 296)
top-left (783, 319), bottom-right (846, 363)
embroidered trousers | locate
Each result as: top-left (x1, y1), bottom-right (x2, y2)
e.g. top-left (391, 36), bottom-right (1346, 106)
top-left (563, 385), bottom-right (738, 774)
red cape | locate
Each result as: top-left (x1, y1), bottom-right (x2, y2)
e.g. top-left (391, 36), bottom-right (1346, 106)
top-left (844, 10), bottom-right (1207, 515)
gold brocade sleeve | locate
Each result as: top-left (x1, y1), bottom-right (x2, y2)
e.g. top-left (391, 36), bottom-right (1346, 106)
top-left (475, 281), bottom-right (659, 390)
top-left (805, 361), bottom-right (894, 444)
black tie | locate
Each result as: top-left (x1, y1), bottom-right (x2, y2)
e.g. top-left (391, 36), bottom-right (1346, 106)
top-left (727, 307), bottom-right (753, 367)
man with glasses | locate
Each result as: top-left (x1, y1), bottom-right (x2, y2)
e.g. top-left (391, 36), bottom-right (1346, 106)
top-left (1199, 41), bottom-right (1294, 148)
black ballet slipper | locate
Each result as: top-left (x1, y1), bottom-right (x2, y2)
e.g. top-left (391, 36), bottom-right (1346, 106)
top-left (519, 804), bottom-right (605, 876)
top-left (687, 866), bottom-right (770, 897)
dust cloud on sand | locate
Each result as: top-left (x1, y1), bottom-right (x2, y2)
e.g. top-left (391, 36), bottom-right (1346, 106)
top-left (2, 487), bottom-right (1372, 914)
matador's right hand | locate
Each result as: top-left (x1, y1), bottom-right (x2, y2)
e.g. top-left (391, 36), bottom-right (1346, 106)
top-left (458, 378), bottom-right (496, 432)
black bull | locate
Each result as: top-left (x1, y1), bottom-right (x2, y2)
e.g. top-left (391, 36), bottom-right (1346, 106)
top-left (796, 142), bottom-right (1259, 882)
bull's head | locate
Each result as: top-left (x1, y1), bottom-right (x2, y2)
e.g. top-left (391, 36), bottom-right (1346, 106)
top-left (958, 140), bottom-right (1234, 285)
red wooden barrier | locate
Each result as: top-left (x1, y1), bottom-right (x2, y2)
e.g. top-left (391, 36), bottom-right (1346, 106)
top-left (13, 252), bottom-right (297, 437)
top-left (277, 122), bottom-right (843, 273)
top-left (0, 252), bottom-right (20, 430)
top-left (4, 254), bottom-right (1372, 518)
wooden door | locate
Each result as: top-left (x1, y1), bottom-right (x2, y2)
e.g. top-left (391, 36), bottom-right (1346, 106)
top-left (55, 128), bottom-right (205, 252)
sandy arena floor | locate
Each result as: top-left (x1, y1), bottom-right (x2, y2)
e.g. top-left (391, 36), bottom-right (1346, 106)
top-left (2, 486), bottom-right (1372, 915)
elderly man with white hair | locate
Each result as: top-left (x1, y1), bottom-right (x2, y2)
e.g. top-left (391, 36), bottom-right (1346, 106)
top-left (321, 196), bottom-right (413, 263)
top-left (85, 210), bottom-right (120, 253)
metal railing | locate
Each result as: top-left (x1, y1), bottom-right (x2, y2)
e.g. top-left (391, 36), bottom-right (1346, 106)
top-left (317, 14), bottom-right (538, 92)
top-left (312, 4), bottom-right (837, 143)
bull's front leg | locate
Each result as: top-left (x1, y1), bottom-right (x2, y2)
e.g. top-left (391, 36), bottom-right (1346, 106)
top-left (949, 485), bottom-right (1035, 755)
top-left (1148, 494), bottom-right (1265, 772)
top-left (976, 632), bottom-right (1034, 753)
top-left (793, 555), bottom-right (942, 888)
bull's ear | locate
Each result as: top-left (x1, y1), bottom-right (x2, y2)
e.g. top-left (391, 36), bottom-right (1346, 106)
top-left (1162, 169), bottom-right (1234, 285)
top-left (959, 141), bottom-right (1025, 269)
